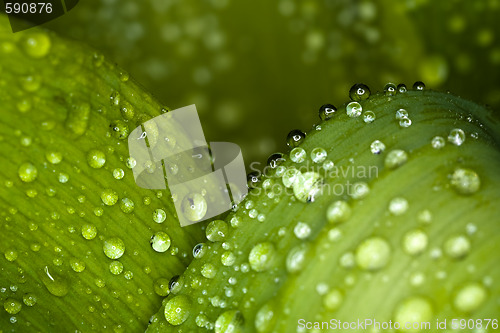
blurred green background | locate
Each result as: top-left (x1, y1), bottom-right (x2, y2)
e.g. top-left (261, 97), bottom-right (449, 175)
top-left (44, 0), bottom-right (500, 165)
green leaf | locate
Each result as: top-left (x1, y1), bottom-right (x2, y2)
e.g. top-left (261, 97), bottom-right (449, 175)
top-left (146, 88), bottom-right (500, 332)
top-left (0, 17), bottom-right (205, 331)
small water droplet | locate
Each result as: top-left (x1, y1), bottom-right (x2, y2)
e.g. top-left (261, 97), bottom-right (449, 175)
top-left (286, 243), bottom-right (308, 273)
top-left (109, 120), bottom-right (129, 140)
top-left (101, 189), bottom-right (118, 206)
top-left (431, 136), bottom-right (445, 149)
top-left (412, 81), bottom-right (426, 90)
top-left (215, 310), bottom-right (244, 333)
top-left (448, 128), bottom-right (466, 146)
top-left (193, 243), bottom-right (207, 259)
top-left (363, 110), bottom-right (376, 123)
top-left (4, 249), bottom-right (18, 262)
top-left (323, 289), bottom-right (343, 311)
top-left (443, 234), bottom-right (470, 259)
top-left (286, 130), bottom-right (306, 148)
top-left (81, 223), bottom-right (97, 240)
top-left (120, 198), bottom-right (135, 214)
top-left (3, 298), bottom-right (22, 315)
top-left (45, 151), bottom-right (62, 164)
top-left (319, 104), bottom-right (337, 120)
top-left (370, 140), bottom-right (386, 154)
top-left (153, 278), bottom-right (170, 296)
top-left (290, 147), bottom-right (307, 163)
top-left (310, 147), bottom-right (327, 163)
top-left (294, 222), bottom-right (311, 239)
top-left (201, 263), bottom-right (217, 279)
top-left (70, 258), bottom-right (86, 273)
top-left (23, 32), bottom-right (51, 58)
top-left (293, 171), bottom-right (323, 202)
top-left (255, 303), bottom-right (275, 332)
top-left (109, 261), bottom-right (124, 275)
top-left (282, 167), bottom-right (300, 188)
top-left (349, 182), bottom-right (370, 199)
top-left (393, 296), bottom-right (433, 328)
top-left (221, 251), bottom-right (236, 266)
top-left (22, 293), bottom-right (37, 307)
top-left (384, 83), bottom-right (397, 96)
top-left (152, 208), bottom-right (167, 223)
top-left (346, 101), bottom-right (362, 117)
top-left (397, 83), bottom-right (407, 93)
top-left (388, 197), bottom-right (409, 215)
top-left (42, 266), bottom-right (68, 297)
top-left (349, 83), bottom-right (371, 101)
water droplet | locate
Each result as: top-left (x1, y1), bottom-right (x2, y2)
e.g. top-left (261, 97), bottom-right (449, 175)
top-left (290, 147), bottom-right (306, 163)
top-left (388, 197), bottom-right (409, 215)
top-left (355, 237), bottom-right (391, 271)
top-left (42, 266), bottom-right (68, 297)
top-left (87, 149), bottom-right (106, 169)
top-left (22, 293), bottom-right (37, 307)
top-left (310, 147), bottom-right (327, 163)
top-left (369, 140), bottom-right (385, 155)
top-left (215, 310), bottom-right (244, 333)
top-left (201, 263), bottom-right (217, 279)
top-left (453, 283), bottom-right (487, 313)
top-left (101, 189), bottom-right (118, 206)
top-left (412, 81), bottom-right (426, 90)
top-left (255, 303), bottom-right (275, 333)
top-left (363, 110), bottom-right (376, 123)
top-left (221, 251), bottom-right (236, 266)
top-left (164, 295), bottom-right (191, 326)
top-left (103, 237), bottom-right (125, 259)
top-left (118, 198), bottom-right (134, 214)
top-left (126, 157), bottom-right (136, 169)
top-left (450, 168), bottom-right (480, 195)
top-left (153, 278), bottom-right (170, 296)
top-left (267, 153), bottom-right (285, 170)
top-left (403, 229), bottom-right (428, 256)
top-left (393, 297), bottom-right (433, 329)
top-left (346, 101), bottom-right (362, 117)
top-left (206, 220), bottom-right (228, 242)
top-left (169, 275), bottom-right (184, 294)
top-left (319, 104), bottom-right (337, 121)
top-left (286, 129), bottom-right (306, 148)
top-left (349, 182), bottom-right (370, 199)
top-left (150, 232), bottom-right (171, 253)
top-left (109, 120), bottom-right (129, 140)
top-left (65, 103), bottom-right (90, 136)
top-left (349, 83), bottom-right (371, 101)
top-left (249, 243), bottom-right (275, 272)
top-left (326, 200), bottom-right (351, 224)
top-left (399, 117), bottom-right (412, 128)
top-left (384, 149), bottom-right (408, 169)
top-left (431, 136), bottom-right (445, 149)
top-left (23, 33), bottom-right (51, 58)
top-left (320, 289), bottom-right (343, 313)
top-left (81, 223), bottom-right (97, 240)
top-left (293, 171), bottom-right (323, 202)
top-left (18, 162), bottom-right (37, 182)
top-left (45, 151), bottom-right (62, 164)
top-left (58, 172), bottom-right (69, 183)
top-left (448, 128), bottom-right (466, 146)
top-left (4, 249), bottom-right (18, 262)
top-left (397, 83), bottom-right (407, 93)
top-left (152, 208), bottom-right (166, 223)
top-left (181, 193), bottom-right (208, 222)
top-left (384, 83), bottom-right (397, 96)
top-left (282, 168), bottom-right (300, 188)
top-left (3, 298), bottom-right (22, 315)
top-left (70, 258), bottom-right (86, 273)
top-left (294, 222), bottom-right (311, 239)
top-left (193, 243), bottom-right (207, 259)
top-left (444, 234), bottom-right (470, 259)
top-left (109, 261), bottom-right (124, 275)
top-left (286, 243), bottom-right (309, 273)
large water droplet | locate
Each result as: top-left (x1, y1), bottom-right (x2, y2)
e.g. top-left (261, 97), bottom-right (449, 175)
top-left (383, 83), bottom-right (397, 96)
top-left (164, 295), bottom-right (191, 325)
top-left (221, 251), bottom-right (236, 266)
top-left (255, 303), bottom-right (275, 333)
top-left (46, 151), bottom-right (63, 164)
top-left (70, 258), bottom-right (86, 273)
top-left (431, 136), bottom-right (445, 149)
top-left (290, 147), bottom-right (306, 163)
top-left (42, 266), bottom-right (68, 297)
top-left (153, 278), bottom-right (170, 296)
top-left (388, 197), bottom-right (409, 215)
top-left (450, 168), bottom-right (480, 195)
top-left (103, 237), bottom-right (125, 259)
top-left (109, 261), bottom-right (124, 275)
top-left (346, 101), bottom-right (362, 117)
top-left (294, 222), bottom-right (311, 239)
top-left (286, 130), bottom-right (306, 148)
top-left (286, 243), bottom-right (309, 273)
top-left (249, 243), bottom-right (275, 272)
top-left (370, 140), bottom-right (386, 154)
top-left (18, 162), bottom-right (37, 182)
top-left (319, 104), bottom-right (337, 121)
top-left (87, 149), bottom-right (106, 169)
top-left (402, 229), bottom-right (428, 256)
top-left (448, 128), bottom-right (466, 146)
top-left (349, 83), bottom-right (371, 101)
top-left (215, 310), bottom-right (244, 333)
top-left (101, 189), bottom-right (118, 206)
top-left (81, 223), bottom-right (97, 240)
top-left (323, 289), bottom-right (343, 311)
top-left (384, 149), bottom-right (408, 169)
top-left (23, 32), bottom-right (51, 58)
top-left (326, 200), bottom-right (351, 224)
top-left (453, 282), bottom-right (487, 313)
top-left (152, 208), bottom-right (167, 223)
top-left (413, 81), bottom-right (426, 90)
top-left (3, 298), bottom-right (22, 314)
top-left (22, 293), bottom-right (37, 307)
top-left (310, 147), bottom-right (327, 163)
top-left (150, 232), bottom-right (171, 252)
top-left (393, 296), bottom-right (433, 332)
top-left (443, 234), bottom-right (470, 259)
top-left (181, 193), bottom-right (207, 222)
top-left (355, 237), bottom-right (391, 271)
top-left (206, 220), bottom-right (229, 242)
top-left (201, 263), bottom-right (217, 279)
top-left (282, 168), bottom-right (300, 188)
top-left (293, 171), bottom-right (323, 202)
